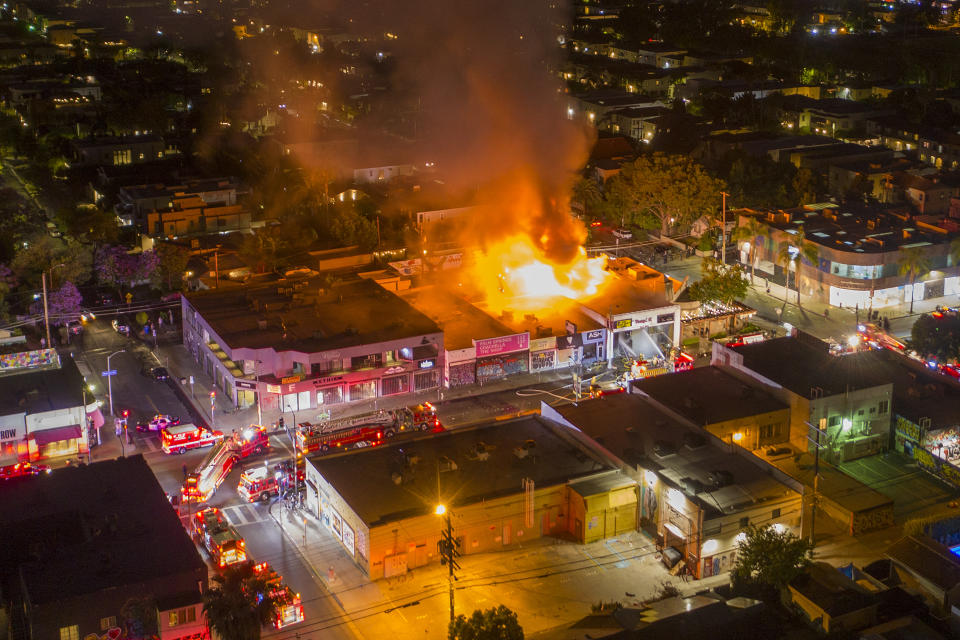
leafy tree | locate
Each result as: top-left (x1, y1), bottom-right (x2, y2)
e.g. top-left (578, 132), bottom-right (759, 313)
top-left (911, 313), bottom-right (960, 362)
top-left (0, 264), bottom-right (15, 320)
top-left (449, 605), bottom-right (524, 640)
top-left (57, 204), bottom-right (119, 249)
top-left (688, 258), bottom-right (749, 305)
top-left (10, 235), bottom-right (93, 289)
top-left (605, 154), bottom-right (725, 235)
top-left (730, 219), bottom-right (771, 283)
top-left (155, 242), bottom-right (191, 291)
top-left (120, 596), bottom-right (157, 639)
top-left (898, 246), bottom-right (931, 315)
top-left (792, 168), bottom-right (822, 204)
top-left (732, 524), bottom-right (812, 592)
top-left (203, 564), bottom-right (276, 640)
top-left (776, 228), bottom-right (818, 307)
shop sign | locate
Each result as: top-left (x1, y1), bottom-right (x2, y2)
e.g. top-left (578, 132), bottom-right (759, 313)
top-left (0, 428), bottom-right (16, 440)
top-left (385, 365), bottom-right (405, 375)
top-left (529, 336), bottom-right (556, 352)
top-left (557, 334), bottom-right (582, 350)
top-left (312, 375), bottom-right (344, 385)
top-left (475, 333), bottom-right (529, 357)
top-left (419, 359), bottom-right (436, 369)
top-left (281, 374), bottom-right (303, 385)
top-left (614, 318), bottom-right (632, 329)
top-left (235, 380), bottom-right (257, 390)
top-left (266, 384), bottom-right (281, 394)
top-left (583, 329), bottom-right (604, 344)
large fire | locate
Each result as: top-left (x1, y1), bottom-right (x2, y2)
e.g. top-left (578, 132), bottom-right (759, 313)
top-left (468, 234), bottom-right (611, 312)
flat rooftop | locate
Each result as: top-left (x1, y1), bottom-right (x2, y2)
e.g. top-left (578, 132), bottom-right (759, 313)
top-left (739, 205), bottom-right (958, 254)
top-left (398, 285), bottom-right (516, 351)
top-left (0, 354), bottom-right (83, 414)
top-left (0, 456), bottom-right (204, 604)
top-left (308, 416), bottom-right (614, 526)
top-left (731, 336), bottom-right (892, 396)
top-left (632, 366), bottom-right (789, 426)
top-left (549, 394), bottom-right (798, 519)
top-left (186, 277), bottom-right (441, 352)
top-left (869, 349), bottom-right (960, 430)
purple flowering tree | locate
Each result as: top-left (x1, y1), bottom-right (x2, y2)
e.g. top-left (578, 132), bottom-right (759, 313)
top-left (96, 246), bottom-right (160, 292)
top-left (29, 281), bottom-right (83, 325)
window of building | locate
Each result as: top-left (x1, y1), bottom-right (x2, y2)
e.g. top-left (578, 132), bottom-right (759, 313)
top-left (858, 409), bottom-right (865, 416)
top-left (169, 606), bottom-right (197, 627)
top-left (879, 400), bottom-right (888, 414)
top-left (100, 616), bottom-right (116, 630)
top-left (317, 386), bottom-right (343, 405)
top-left (59, 626), bottom-right (79, 640)
top-left (828, 416), bottom-right (840, 428)
top-left (381, 374), bottom-right (410, 396)
top-left (739, 517), bottom-right (749, 529)
top-left (772, 508), bottom-right (781, 519)
top-left (349, 380), bottom-right (377, 401)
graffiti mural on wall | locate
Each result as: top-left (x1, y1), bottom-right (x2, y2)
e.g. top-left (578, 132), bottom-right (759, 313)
top-left (850, 505), bottom-right (894, 536)
top-left (0, 348), bottom-right (57, 371)
top-left (913, 444), bottom-right (960, 490)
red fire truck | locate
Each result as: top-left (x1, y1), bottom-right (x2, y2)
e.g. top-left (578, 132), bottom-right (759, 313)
top-left (182, 425), bottom-right (271, 503)
top-left (161, 423), bottom-right (224, 455)
top-left (251, 562), bottom-right (305, 628)
top-left (192, 507), bottom-right (246, 568)
top-left (294, 403), bottom-right (442, 454)
top-left (236, 461), bottom-right (298, 503)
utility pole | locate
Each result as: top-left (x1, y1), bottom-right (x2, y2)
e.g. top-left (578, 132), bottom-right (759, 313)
top-left (41, 270), bottom-right (51, 347)
top-left (436, 506), bottom-right (460, 623)
top-left (806, 419), bottom-right (825, 554)
top-left (214, 250), bottom-right (219, 289)
top-left (720, 191), bottom-right (729, 265)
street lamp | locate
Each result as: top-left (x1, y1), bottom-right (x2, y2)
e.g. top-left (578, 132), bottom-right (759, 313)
top-left (106, 349), bottom-right (125, 416)
top-left (255, 359), bottom-right (262, 427)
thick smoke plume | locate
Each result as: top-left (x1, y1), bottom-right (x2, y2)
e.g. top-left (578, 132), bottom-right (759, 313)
top-left (383, 0), bottom-right (592, 263)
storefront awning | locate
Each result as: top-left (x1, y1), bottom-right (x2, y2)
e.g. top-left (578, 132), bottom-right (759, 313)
top-left (32, 425), bottom-right (81, 446)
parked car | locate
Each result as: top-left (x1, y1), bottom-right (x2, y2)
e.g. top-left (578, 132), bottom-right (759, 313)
top-left (161, 292), bottom-right (182, 303)
top-left (148, 414), bottom-right (180, 431)
top-left (613, 227), bottom-right (633, 240)
top-left (939, 363), bottom-right (960, 380)
top-left (112, 318), bottom-right (130, 335)
top-left (79, 309), bottom-right (96, 322)
top-left (150, 366), bottom-right (170, 381)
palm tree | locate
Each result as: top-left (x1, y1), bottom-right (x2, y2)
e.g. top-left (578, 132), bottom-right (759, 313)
top-left (950, 235), bottom-right (960, 267)
top-left (203, 564), bottom-right (276, 640)
top-left (776, 227), bottom-right (819, 307)
top-left (898, 246), bottom-right (932, 315)
top-left (730, 217), bottom-right (771, 283)
top-left (572, 177), bottom-right (604, 222)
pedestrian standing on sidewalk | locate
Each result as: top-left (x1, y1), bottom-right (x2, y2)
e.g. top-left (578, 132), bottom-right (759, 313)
top-left (182, 463), bottom-right (188, 479)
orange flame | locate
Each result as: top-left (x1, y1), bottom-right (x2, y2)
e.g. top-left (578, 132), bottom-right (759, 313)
top-left (468, 234), bottom-right (610, 312)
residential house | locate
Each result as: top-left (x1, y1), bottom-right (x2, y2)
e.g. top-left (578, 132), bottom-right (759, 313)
top-left (786, 562), bottom-right (881, 633)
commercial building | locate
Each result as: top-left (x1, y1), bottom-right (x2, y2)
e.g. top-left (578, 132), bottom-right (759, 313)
top-left (115, 177), bottom-right (242, 230)
top-left (631, 366), bottom-right (791, 450)
top-left (0, 456), bottom-right (207, 640)
top-left (715, 334), bottom-right (893, 460)
top-left (303, 415), bottom-right (636, 580)
top-left (735, 204), bottom-right (960, 309)
top-left (182, 275), bottom-right (444, 412)
top-left (544, 393), bottom-right (803, 579)
top-left (0, 349), bottom-right (101, 464)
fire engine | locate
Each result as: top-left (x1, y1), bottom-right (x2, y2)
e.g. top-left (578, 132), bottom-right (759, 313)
top-left (251, 562), bottom-right (305, 629)
top-left (161, 423), bottom-right (224, 455)
top-left (192, 507), bottom-right (246, 567)
top-left (182, 425), bottom-right (271, 503)
top-left (294, 403), bottom-right (442, 454)
top-left (236, 461), bottom-right (296, 503)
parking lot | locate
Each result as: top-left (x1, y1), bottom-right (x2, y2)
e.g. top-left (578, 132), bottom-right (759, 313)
top-left (839, 452), bottom-right (960, 520)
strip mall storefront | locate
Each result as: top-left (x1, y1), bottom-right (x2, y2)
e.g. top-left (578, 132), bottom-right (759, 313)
top-left (475, 334), bottom-right (530, 383)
